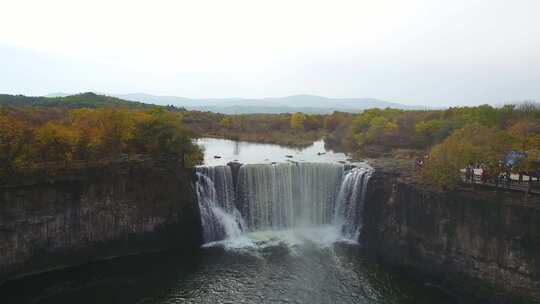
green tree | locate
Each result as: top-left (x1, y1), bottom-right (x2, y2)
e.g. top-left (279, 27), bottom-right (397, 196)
top-left (130, 109), bottom-right (202, 166)
top-left (220, 117), bottom-right (234, 129)
top-left (414, 119), bottom-right (450, 146)
top-left (415, 119), bottom-right (445, 137)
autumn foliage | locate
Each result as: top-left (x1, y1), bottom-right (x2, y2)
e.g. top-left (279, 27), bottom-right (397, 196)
top-left (184, 111), bottom-right (324, 147)
top-left (418, 124), bottom-right (513, 190)
top-left (2, 93), bottom-right (539, 191)
top-left (319, 103), bottom-right (540, 189)
top-left (0, 107), bottom-right (202, 172)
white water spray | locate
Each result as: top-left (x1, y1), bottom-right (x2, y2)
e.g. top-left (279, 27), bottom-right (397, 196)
top-left (195, 166), bottom-right (245, 242)
top-left (196, 162), bottom-right (372, 244)
top-left (334, 167), bottom-right (373, 239)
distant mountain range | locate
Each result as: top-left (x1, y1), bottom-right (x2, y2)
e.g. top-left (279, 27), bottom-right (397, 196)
top-left (45, 93), bottom-right (429, 114)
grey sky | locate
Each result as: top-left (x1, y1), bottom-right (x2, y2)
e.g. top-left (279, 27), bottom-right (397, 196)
top-left (1, 0), bottom-right (540, 106)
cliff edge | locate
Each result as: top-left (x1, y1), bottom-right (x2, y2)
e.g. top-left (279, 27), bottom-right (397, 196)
top-left (0, 161), bottom-right (202, 283)
top-left (362, 167), bottom-right (540, 303)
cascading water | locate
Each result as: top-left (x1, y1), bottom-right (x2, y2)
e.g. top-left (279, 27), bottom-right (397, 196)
top-left (195, 166), bottom-right (245, 242)
top-left (195, 162), bottom-right (372, 244)
top-left (237, 162), bottom-right (344, 230)
top-left (334, 166), bottom-right (373, 239)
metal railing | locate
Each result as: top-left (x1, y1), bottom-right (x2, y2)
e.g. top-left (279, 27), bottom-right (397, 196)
top-left (461, 172), bottom-right (540, 194)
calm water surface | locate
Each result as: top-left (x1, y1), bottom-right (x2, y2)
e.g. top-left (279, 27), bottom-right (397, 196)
top-left (197, 138), bottom-right (354, 166)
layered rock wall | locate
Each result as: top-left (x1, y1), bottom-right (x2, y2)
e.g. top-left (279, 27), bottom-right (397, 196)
top-left (363, 170), bottom-right (540, 302)
top-left (0, 162), bottom-right (202, 282)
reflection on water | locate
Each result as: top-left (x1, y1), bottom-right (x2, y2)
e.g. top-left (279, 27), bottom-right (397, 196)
top-left (233, 141), bottom-right (240, 156)
top-left (197, 138), bottom-right (354, 166)
top-left (0, 231), bottom-right (460, 304)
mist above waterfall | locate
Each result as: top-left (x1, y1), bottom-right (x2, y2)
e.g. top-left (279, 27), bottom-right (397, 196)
top-left (196, 162), bottom-right (373, 244)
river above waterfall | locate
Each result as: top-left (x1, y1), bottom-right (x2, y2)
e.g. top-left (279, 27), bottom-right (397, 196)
top-left (197, 138), bottom-right (354, 166)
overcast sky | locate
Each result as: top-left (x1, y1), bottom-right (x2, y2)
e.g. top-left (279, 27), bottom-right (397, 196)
top-left (1, 0), bottom-right (540, 106)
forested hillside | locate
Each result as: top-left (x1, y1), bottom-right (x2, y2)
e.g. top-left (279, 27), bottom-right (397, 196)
top-left (1, 93), bottom-right (539, 191)
top-left (322, 104), bottom-right (540, 189)
top-left (0, 92), bottom-right (169, 109)
top-left (0, 96), bottom-right (202, 173)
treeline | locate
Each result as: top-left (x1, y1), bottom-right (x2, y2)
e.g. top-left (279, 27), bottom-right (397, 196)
top-left (182, 111), bottom-right (325, 147)
top-left (0, 92), bottom-right (185, 111)
top-left (2, 93), bottom-right (539, 191)
top-left (322, 103), bottom-right (540, 189)
top-left (0, 107), bottom-right (202, 172)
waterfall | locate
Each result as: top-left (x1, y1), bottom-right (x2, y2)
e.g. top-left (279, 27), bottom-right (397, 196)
top-left (195, 166), bottom-right (245, 243)
top-left (334, 167), bottom-right (373, 239)
top-left (195, 162), bottom-right (372, 243)
top-left (237, 162), bottom-right (344, 230)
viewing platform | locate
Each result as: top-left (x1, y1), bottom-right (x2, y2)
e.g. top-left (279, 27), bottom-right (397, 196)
top-left (461, 169), bottom-right (540, 195)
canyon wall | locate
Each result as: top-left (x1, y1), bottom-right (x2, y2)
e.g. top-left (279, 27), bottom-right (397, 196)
top-left (0, 161), bottom-right (202, 283)
top-left (3, 159), bottom-right (540, 303)
top-left (363, 169), bottom-right (540, 303)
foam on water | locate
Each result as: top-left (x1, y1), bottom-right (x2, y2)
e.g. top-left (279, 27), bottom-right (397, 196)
top-left (196, 162), bottom-right (373, 246)
top-left (203, 225), bottom-right (355, 252)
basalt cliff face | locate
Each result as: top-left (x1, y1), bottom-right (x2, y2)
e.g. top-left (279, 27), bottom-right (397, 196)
top-left (0, 162), bottom-right (202, 283)
top-left (362, 169), bottom-right (540, 303)
top-left (2, 160), bottom-right (540, 303)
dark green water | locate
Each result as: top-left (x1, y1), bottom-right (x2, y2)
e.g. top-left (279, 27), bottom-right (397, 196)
top-left (0, 237), bottom-right (460, 304)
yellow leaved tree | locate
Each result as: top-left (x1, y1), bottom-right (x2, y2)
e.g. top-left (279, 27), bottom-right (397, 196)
top-left (34, 122), bottom-right (79, 164)
top-left (290, 112), bottom-right (306, 130)
top-left (419, 123), bottom-right (512, 190)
